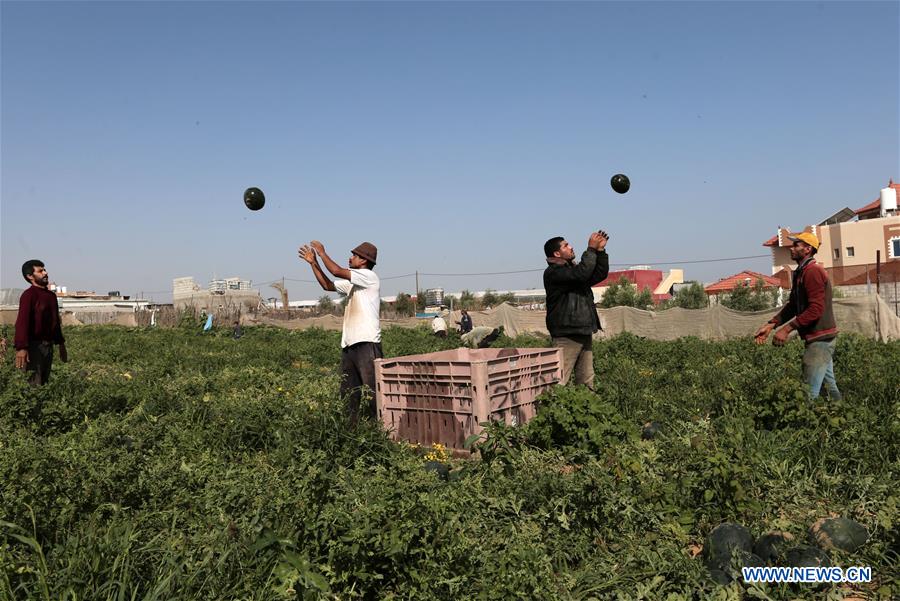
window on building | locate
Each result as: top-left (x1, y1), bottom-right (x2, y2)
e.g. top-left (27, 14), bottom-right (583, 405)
top-left (833, 248), bottom-right (840, 260)
top-left (846, 246), bottom-right (854, 257)
top-left (891, 238), bottom-right (900, 259)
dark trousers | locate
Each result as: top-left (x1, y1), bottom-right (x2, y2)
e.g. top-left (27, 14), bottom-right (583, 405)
top-left (27, 341), bottom-right (54, 386)
top-left (340, 341), bottom-right (383, 426)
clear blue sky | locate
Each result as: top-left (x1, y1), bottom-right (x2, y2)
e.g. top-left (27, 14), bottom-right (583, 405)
top-left (2, 1), bottom-right (898, 302)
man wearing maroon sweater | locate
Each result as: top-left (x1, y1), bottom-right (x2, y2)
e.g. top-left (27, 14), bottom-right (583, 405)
top-left (15, 260), bottom-right (67, 385)
top-left (754, 232), bottom-right (841, 400)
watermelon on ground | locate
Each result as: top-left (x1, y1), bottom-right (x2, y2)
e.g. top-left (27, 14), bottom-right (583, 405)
top-left (754, 531), bottom-right (795, 564)
top-left (809, 517), bottom-right (868, 553)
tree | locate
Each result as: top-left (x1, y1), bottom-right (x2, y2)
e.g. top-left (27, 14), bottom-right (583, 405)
top-left (634, 287), bottom-right (653, 309)
top-left (673, 281), bottom-right (709, 309)
top-left (721, 279), bottom-right (777, 312)
top-left (458, 290), bottom-right (477, 310)
top-left (317, 295), bottom-right (335, 315)
top-left (600, 277), bottom-right (635, 308)
top-left (393, 292), bottom-right (415, 316)
top-left (481, 290), bottom-right (499, 308)
top-left (600, 277), bottom-right (654, 309)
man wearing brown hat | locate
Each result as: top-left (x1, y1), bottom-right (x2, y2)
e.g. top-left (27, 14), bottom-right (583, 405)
top-left (299, 240), bottom-right (382, 425)
top-left (754, 231), bottom-right (841, 400)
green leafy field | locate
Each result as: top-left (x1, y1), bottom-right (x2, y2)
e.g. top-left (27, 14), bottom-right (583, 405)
top-left (1, 326), bottom-right (897, 600)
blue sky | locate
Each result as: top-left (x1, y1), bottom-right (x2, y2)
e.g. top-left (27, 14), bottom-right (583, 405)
top-left (2, 1), bottom-right (898, 302)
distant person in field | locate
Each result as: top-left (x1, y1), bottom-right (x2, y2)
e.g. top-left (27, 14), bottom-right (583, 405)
top-left (299, 240), bottom-right (382, 426)
top-left (754, 232), bottom-right (841, 400)
top-left (14, 259), bottom-right (67, 386)
top-left (461, 325), bottom-right (503, 349)
top-left (543, 230), bottom-right (610, 389)
top-left (232, 320), bottom-right (243, 339)
top-left (431, 314), bottom-right (448, 338)
top-left (457, 309), bottom-right (473, 334)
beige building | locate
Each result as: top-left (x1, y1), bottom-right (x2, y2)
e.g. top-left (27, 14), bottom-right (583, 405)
top-left (763, 180), bottom-right (900, 291)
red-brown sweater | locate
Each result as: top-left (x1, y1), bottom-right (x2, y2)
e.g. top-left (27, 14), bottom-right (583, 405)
top-left (14, 286), bottom-right (65, 350)
top-left (770, 258), bottom-right (837, 343)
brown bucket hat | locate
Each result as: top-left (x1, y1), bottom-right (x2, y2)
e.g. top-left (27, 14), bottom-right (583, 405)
top-left (352, 242), bottom-right (378, 265)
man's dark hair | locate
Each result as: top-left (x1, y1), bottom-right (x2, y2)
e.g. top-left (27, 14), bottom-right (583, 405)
top-left (22, 259), bottom-right (44, 283)
top-left (544, 237), bottom-right (564, 258)
top-left (352, 254), bottom-right (375, 270)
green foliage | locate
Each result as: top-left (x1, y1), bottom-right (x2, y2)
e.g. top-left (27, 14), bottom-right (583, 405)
top-left (0, 327), bottom-right (897, 600)
top-left (480, 289), bottom-right (499, 308)
top-left (457, 289), bottom-right (477, 310)
top-left (720, 278), bottom-right (779, 311)
top-left (599, 276), bottom-right (653, 309)
top-left (524, 386), bottom-right (638, 457)
top-left (392, 292), bottom-right (415, 316)
top-left (673, 281), bottom-right (709, 309)
top-left (317, 295), bottom-right (335, 314)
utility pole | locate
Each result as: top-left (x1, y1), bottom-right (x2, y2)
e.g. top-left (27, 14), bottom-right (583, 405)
top-left (876, 251), bottom-right (881, 295)
top-left (415, 271), bottom-right (419, 311)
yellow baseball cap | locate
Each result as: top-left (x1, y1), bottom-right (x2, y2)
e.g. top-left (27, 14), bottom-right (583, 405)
top-left (787, 231), bottom-right (819, 250)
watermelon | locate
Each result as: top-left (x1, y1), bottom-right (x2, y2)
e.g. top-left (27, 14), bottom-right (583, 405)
top-left (809, 518), bottom-right (868, 553)
top-left (641, 421), bottom-right (662, 440)
top-left (424, 461), bottom-right (450, 481)
top-left (704, 523), bottom-right (754, 582)
top-left (783, 545), bottom-right (831, 568)
top-left (754, 531), bottom-right (795, 564)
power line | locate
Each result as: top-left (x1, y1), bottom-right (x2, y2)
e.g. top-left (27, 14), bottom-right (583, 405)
top-left (414, 254), bottom-right (771, 277)
top-left (144, 254), bottom-right (771, 296)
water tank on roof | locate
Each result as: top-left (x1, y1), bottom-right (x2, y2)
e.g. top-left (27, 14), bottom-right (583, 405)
top-left (881, 187), bottom-right (898, 215)
top-left (425, 288), bottom-right (444, 306)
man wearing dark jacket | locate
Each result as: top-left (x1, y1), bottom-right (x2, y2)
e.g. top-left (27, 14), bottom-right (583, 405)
top-left (543, 231), bottom-right (610, 389)
top-left (754, 232), bottom-right (841, 399)
top-left (15, 259), bottom-right (67, 385)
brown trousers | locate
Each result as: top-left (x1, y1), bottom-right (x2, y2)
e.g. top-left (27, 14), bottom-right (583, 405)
top-left (551, 335), bottom-right (594, 389)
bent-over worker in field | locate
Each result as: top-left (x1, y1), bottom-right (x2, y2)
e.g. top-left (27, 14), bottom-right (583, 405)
top-left (542, 231), bottom-right (609, 389)
top-left (754, 231), bottom-right (841, 400)
top-left (299, 240), bottom-right (382, 426)
top-left (431, 314), bottom-right (448, 338)
top-left (461, 325), bottom-right (503, 349)
top-left (15, 259), bottom-right (68, 385)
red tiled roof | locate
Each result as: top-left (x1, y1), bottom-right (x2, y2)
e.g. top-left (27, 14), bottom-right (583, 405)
top-left (762, 235), bottom-right (778, 247)
top-left (705, 270), bottom-right (784, 294)
top-left (855, 181), bottom-right (899, 215)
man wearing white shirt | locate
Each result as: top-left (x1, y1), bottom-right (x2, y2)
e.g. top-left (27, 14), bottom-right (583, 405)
top-left (299, 240), bottom-right (382, 426)
top-left (431, 314), bottom-right (448, 338)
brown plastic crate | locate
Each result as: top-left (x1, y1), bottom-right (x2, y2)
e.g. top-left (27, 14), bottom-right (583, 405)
top-left (375, 347), bottom-right (562, 449)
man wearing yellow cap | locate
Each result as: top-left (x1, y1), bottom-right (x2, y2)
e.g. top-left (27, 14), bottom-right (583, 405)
top-left (754, 231), bottom-right (841, 399)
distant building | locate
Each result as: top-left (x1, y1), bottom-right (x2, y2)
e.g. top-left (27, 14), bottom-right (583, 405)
top-left (762, 180), bottom-right (900, 300)
top-left (592, 268), bottom-right (684, 304)
top-left (208, 277), bottom-right (253, 293)
top-left (704, 270), bottom-right (785, 304)
top-left (173, 276), bottom-right (260, 311)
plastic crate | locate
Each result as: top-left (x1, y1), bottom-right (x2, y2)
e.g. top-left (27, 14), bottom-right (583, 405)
top-left (375, 347), bottom-right (562, 449)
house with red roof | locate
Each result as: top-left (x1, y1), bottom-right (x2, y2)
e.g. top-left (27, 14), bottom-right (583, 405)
top-left (761, 180), bottom-right (900, 289)
top-left (592, 268), bottom-right (684, 305)
top-left (704, 270), bottom-right (786, 303)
